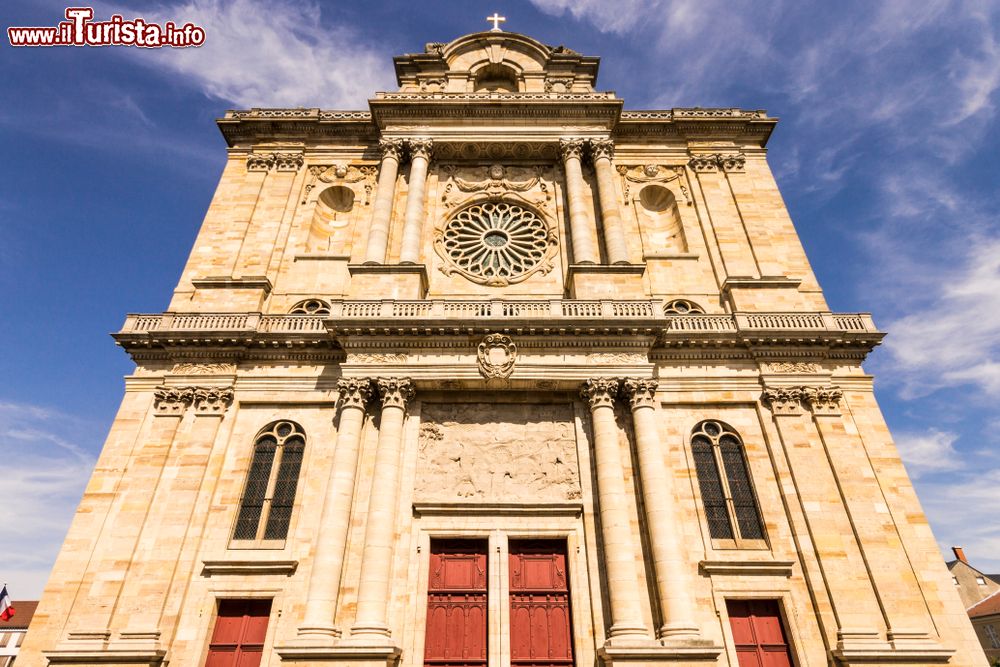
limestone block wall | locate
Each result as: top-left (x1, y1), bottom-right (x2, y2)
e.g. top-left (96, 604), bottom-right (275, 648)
top-left (165, 137), bottom-right (828, 315)
top-left (20, 360), bottom-right (987, 666)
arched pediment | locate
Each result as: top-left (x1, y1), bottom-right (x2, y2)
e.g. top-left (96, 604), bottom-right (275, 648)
top-left (393, 30), bottom-right (599, 93)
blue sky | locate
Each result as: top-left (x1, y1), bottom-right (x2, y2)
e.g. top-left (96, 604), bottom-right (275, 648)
top-left (2, 0), bottom-right (999, 598)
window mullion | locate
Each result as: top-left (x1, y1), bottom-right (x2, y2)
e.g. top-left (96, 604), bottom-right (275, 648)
top-left (713, 443), bottom-right (742, 542)
top-left (257, 443), bottom-right (284, 543)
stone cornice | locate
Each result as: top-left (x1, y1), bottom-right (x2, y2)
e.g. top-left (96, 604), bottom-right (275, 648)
top-left (216, 106), bottom-right (775, 148)
top-left (113, 306), bottom-right (883, 363)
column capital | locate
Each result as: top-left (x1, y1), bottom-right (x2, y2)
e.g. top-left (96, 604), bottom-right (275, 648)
top-left (581, 377), bottom-right (621, 410)
top-left (590, 138), bottom-right (615, 161)
top-left (802, 385), bottom-right (843, 415)
top-left (377, 138), bottom-right (405, 161)
top-left (376, 377), bottom-right (415, 409)
top-left (408, 137), bottom-right (434, 160)
top-left (153, 386), bottom-right (194, 415)
top-left (621, 378), bottom-right (658, 410)
top-left (761, 385), bottom-right (809, 415)
top-left (559, 137), bottom-right (586, 160)
top-left (337, 378), bottom-right (374, 411)
top-left (192, 386), bottom-right (234, 415)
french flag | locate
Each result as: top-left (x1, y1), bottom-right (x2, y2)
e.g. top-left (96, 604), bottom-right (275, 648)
top-left (0, 585), bottom-right (13, 621)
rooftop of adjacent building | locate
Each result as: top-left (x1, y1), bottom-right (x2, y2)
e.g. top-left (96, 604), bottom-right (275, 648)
top-left (0, 601), bottom-right (37, 630)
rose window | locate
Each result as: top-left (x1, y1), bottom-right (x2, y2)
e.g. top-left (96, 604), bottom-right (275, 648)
top-left (438, 202), bottom-right (553, 285)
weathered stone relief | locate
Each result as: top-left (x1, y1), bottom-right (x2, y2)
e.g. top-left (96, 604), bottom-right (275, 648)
top-left (439, 163), bottom-right (552, 209)
top-left (588, 352), bottom-right (648, 364)
top-left (347, 352), bottom-right (408, 364)
top-left (171, 362), bottom-right (237, 375)
top-left (415, 403), bottom-right (581, 502)
top-left (616, 164), bottom-right (690, 205)
top-left (761, 362), bottom-right (821, 374)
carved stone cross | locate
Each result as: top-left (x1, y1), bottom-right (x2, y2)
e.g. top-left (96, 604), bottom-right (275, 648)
top-left (486, 12), bottom-right (506, 31)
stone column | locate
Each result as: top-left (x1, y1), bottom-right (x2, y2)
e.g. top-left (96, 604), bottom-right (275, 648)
top-left (580, 378), bottom-right (649, 643)
top-left (364, 139), bottom-right (404, 264)
top-left (349, 377), bottom-right (415, 643)
top-left (621, 379), bottom-right (700, 641)
top-left (591, 139), bottom-right (629, 265)
top-left (297, 378), bottom-right (373, 641)
top-left (399, 138), bottom-right (433, 264)
top-left (560, 138), bottom-right (599, 264)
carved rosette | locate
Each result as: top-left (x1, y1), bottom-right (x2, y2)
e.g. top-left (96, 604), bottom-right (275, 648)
top-left (477, 333), bottom-right (517, 380)
top-left (378, 138), bottom-right (405, 162)
top-left (376, 377), bottom-right (415, 410)
top-left (590, 138), bottom-right (615, 162)
top-left (803, 386), bottom-right (844, 416)
top-left (408, 138), bottom-right (434, 160)
top-left (761, 386), bottom-right (809, 416)
top-left (558, 138), bottom-right (586, 161)
top-left (192, 387), bottom-right (235, 415)
top-left (581, 377), bottom-right (621, 410)
top-left (337, 378), bottom-right (374, 411)
top-left (621, 378), bottom-right (658, 410)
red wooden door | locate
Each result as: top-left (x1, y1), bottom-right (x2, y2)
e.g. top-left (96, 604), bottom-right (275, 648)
top-left (727, 600), bottom-right (793, 667)
top-left (205, 599), bottom-right (271, 667)
top-left (509, 540), bottom-right (573, 667)
top-left (424, 540), bottom-right (488, 667)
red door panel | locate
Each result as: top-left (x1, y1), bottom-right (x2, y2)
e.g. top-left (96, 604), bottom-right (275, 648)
top-left (424, 540), bottom-right (488, 667)
top-left (205, 599), bottom-right (271, 667)
top-left (727, 599), bottom-right (793, 667)
top-left (509, 541), bottom-right (573, 667)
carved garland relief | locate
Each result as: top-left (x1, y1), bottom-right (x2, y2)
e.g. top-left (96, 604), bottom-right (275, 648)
top-left (415, 403), bottom-right (581, 502)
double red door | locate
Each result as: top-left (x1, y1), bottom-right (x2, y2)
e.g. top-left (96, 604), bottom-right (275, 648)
top-left (509, 540), bottom-right (573, 667)
top-left (423, 540), bottom-right (574, 667)
top-left (205, 599), bottom-right (271, 667)
top-left (727, 599), bottom-right (794, 667)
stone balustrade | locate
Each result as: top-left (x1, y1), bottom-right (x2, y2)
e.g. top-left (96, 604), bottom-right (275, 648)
top-left (115, 303), bottom-right (881, 353)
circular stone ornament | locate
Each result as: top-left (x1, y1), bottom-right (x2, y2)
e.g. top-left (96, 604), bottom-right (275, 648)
top-left (436, 201), bottom-right (556, 286)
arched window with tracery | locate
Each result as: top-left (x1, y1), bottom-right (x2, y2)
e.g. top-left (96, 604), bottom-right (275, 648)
top-left (690, 420), bottom-right (766, 547)
top-left (232, 420), bottom-right (306, 545)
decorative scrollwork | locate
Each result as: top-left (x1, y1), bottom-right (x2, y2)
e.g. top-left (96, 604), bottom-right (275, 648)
top-left (477, 333), bottom-right (517, 380)
top-left (435, 201), bottom-right (557, 286)
top-left (617, 164), bottom-right (690, 205)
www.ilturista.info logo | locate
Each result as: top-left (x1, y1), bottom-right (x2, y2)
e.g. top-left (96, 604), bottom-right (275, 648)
top-left (8, 7), bottom-right (206, 47)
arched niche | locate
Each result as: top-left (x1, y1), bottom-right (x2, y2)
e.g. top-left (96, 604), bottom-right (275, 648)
top-left (307, 185), bottom-right (357, 253)
top-left (635, 184), bottom-right (687, 253)
top-left (473, 63), bottom-right (521, 92)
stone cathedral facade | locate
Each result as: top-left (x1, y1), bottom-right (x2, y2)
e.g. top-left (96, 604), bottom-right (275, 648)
top-left (21, 29), bottom-right (986, 667)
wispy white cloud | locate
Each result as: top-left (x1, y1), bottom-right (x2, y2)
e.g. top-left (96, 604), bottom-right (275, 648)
top-left (115, 0), bottom-right (397, 108)
top-left (878, 239), bottom-right (1000, 399)
top-left (895, 429), bottom-right (964, 479)
top-left (0, 402), bottom-right (99, 598)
